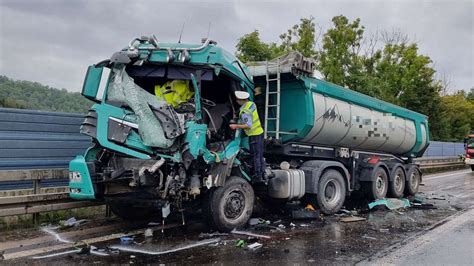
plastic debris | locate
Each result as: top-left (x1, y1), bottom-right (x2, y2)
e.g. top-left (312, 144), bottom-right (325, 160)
top-left (235, 239), bottom-right (245, 248)
top-left (247, 242), bottom-right (263, 250)
top-left (278, 224), bottom-right (286, 229)
top-left (61, 217), bottom-right (88, 228)
top-left (339, 216), bottom-right (366, 223)
top-left (305, 204), bottom-right (316, 211)
top-left (231, 229), bottom-right (271, 239)
top-left (368, 198), bottom-right (411, 210)
top-left (290, 222), bottom-right (296, 227)
top-left (249, 218), bottom-right (270, 226)
top-left (120, 236), bottom-right (134, 245)
top-left (109, 238), bottom-right (220, 255)
top-left (144, 228), bottom-right (153, 238)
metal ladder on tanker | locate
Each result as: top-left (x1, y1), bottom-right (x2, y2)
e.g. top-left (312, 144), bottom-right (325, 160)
top-left (264, 59), bottom-right (288, 140)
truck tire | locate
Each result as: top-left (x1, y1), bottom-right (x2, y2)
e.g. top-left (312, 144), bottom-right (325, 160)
top-left (316, 169), bottom-right (346, 215)
top-left (109, 203), bottom-right (153, 220)
top-left (405, 166), bottom-right (421, 196)
top-left (207, 176), bottom-right (255, 232)
top-left (365, 167), bottom-right (388, 200)
top-left (388, 167), bottom-right (406, 198)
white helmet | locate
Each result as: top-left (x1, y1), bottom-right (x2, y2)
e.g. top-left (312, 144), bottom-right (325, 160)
top-left (235, 91), bottom-right (250, 100)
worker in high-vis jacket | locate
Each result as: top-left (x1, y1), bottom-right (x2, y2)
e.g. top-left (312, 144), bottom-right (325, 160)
top-left (229, 91), bottom-right (266, 183)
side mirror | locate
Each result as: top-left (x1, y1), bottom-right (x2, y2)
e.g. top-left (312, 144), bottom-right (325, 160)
top-left (82, 65), bottom-right (108, 102)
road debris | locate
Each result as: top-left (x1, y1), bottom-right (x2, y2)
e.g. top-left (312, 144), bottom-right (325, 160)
top-left (144, 229), bottom-right (153, 238)
top-left (339, 216), bottom-right (366, 223)
top-left (235, 239), bottom-right (245, 248)
top-left (249, 218), bottom-right (270, 226)
top-left (61, 217), bottom-right (88, 228)
top-left (362, 235), bottom-right (377, 240)
top-left (368, 198), bottom-right (411, 210)
top-left (231, 229), bottom-right (271, 239)
top-left (109, 238), bottom-right (220, 255)
top-left (198, 232), bottom-right (229, 240)
top-left (247, 242), bottom-right (263, 250)
top-left (411, 203), bottom-right (437, 209)
top-left (120, 236), bottom-right (134, 245)
top-left (32, 249), bottom-right (81, 259)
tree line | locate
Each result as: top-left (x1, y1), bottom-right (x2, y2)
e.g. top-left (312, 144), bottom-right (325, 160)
top-left (235, 16), bottom-right (474, 142)
top-left (0, 75), bottom-right (92, 113)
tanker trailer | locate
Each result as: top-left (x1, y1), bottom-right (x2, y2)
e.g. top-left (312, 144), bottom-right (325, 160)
top-left (69, 37), bottom-right (428, 231)
top-left (248, 52), bottom-right (429, 213)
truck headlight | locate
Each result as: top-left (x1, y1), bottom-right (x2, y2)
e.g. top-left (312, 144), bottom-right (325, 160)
top-left (69, 171), bottom-right (82, 182)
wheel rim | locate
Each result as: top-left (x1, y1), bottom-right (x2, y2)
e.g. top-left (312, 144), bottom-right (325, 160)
top-left (410, 172), bottom-right (419, 190)
top-left (375, 175), bottom-right (386, 196)
top-left (394, 173), bottom-right (403, 192)
top-left (323, 179), bottom-right (341, 207)
top-left (223, 189), bottom-right (245, 220)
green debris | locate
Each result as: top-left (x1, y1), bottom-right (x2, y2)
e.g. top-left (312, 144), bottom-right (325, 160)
top-left (368, 198), bottom-right (411, 210)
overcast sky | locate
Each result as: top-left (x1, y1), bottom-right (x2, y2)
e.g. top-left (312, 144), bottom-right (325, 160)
top-left (0, 0), bottom-right (472, 93)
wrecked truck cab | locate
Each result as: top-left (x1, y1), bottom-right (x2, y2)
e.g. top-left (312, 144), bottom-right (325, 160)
top-left (70, 37), bottom-right (256, 230)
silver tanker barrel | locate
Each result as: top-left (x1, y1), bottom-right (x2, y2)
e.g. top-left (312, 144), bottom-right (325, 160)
top-left (248, 52), bottom-right (429, 158)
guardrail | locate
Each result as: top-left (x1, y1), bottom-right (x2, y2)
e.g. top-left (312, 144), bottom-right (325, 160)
top-left (0, 169), bottom-right (100, 222)
top-left (415, 156), bottom-right (465, 169)
top-left (0, 156), bottom-right (467, 220)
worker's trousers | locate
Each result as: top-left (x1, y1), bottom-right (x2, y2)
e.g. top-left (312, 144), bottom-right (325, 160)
top-left (249, 133), bottom-right (265, 180)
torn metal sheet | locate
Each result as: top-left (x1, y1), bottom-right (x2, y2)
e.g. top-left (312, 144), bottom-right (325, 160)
top-left (231, 229), bottom-right (271, 239)
top-left (109, 238), bottom-right (220, 255)
top-left (368, 198), bottom-right (411, 210)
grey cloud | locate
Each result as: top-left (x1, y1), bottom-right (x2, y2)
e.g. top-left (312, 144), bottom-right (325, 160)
top-left (0, 0), bottom-right (472, 92)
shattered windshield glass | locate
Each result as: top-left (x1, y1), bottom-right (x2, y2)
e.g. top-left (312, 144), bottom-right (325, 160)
top-left (107, 65), bottom-right (184, 148)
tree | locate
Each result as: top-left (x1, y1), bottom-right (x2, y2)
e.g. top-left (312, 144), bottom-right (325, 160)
top-left (439, 92), bottom-right (474, 141)
top-left (467, 88), bottom-right (474, 101)
top-left (317, 15), bottom-right (365, 89)
top-left (235, 30), bottom-right (276, 62)
top-left (235, 17), bottom-right (318, 63)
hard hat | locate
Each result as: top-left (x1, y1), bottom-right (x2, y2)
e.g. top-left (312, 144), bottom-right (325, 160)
top-left (235, 91), bottom-right (250, 100)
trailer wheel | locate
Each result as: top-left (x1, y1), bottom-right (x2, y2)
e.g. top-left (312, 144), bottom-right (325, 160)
top-left (405, 166), bottom-right (421, 196)
top-left (388, 167), bottom-right (406, 198)
top-left (207, 176), bottom-right (254, 232)
top-left (365, 167), bottom-right (388, 200)
top-left (316, 169), bottom-right (346, 215)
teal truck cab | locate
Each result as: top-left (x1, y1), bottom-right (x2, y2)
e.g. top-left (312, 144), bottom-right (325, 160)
top-left (69, 36), bottom-right (429, 231)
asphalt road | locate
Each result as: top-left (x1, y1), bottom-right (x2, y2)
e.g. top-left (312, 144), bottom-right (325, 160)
top-left (4, 168), bottom-right (473, 265)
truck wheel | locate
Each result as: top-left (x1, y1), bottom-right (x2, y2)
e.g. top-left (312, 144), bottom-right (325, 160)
top-left (405, 166), bottom-right (421, 196)
top-left (316, 169), bottom-right (346, 215)
top-left (207, 176), bottom-right (254, 232)
top-left (366, 167), bottom-right (388, 200)
top-left (388, 167), bottom-right (406, 198)
top-left (109, 203), bottom-right (153, 220)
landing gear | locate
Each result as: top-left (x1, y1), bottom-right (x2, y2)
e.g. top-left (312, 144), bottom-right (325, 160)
top-left (205, 176), bottom-right (255, 232)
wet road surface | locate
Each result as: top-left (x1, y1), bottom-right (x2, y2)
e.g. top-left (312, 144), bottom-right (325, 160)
top-left (4, 169), bottom-right (474, 265)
